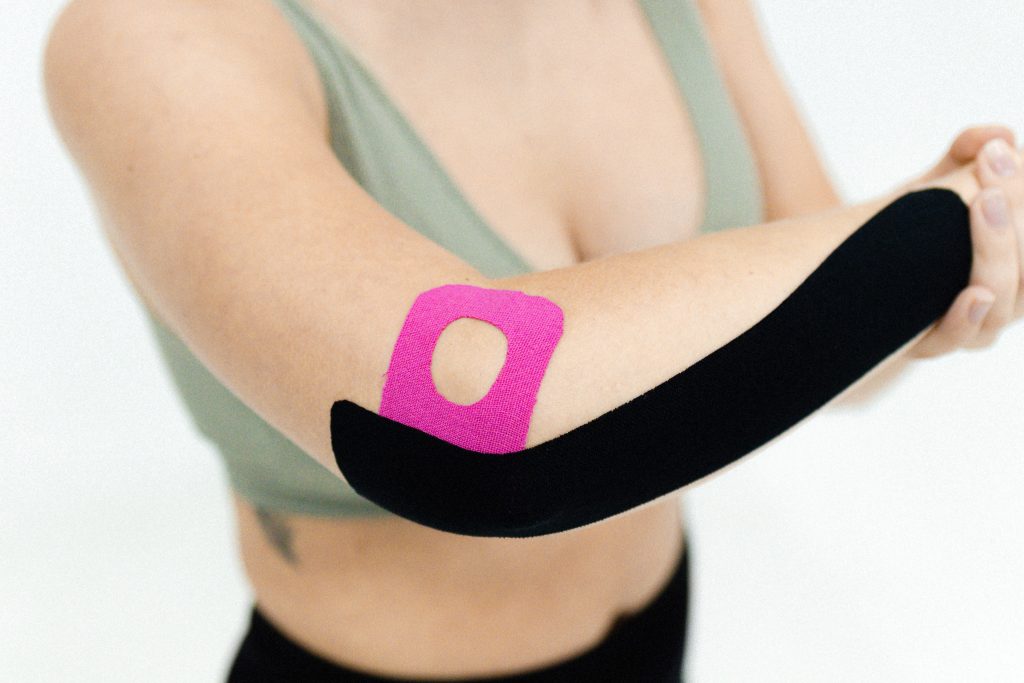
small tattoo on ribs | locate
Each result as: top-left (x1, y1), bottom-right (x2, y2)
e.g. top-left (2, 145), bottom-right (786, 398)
top-left (254, 506), bottom-right (298, 565)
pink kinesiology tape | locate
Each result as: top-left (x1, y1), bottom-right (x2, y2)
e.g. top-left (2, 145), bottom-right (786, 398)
top-left (379, 284), bottom-right (564, 453)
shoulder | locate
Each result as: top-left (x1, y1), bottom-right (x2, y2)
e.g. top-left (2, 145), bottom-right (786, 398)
top-left (43, 0), bottom-right (326, 141)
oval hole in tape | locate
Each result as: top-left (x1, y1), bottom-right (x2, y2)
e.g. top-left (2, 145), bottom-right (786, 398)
top-left (431, 317), bottom-right (509, 406)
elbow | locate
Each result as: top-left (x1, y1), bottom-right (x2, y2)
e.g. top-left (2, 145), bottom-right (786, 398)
top-left (330, 399), bottom-right (561, 538)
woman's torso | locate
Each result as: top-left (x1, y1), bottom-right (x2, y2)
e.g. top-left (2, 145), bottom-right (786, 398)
top-left (232, 0), bottom-right (759, 677)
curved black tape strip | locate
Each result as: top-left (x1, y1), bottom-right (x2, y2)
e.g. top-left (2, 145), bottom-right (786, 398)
top-left (331, 189), bottom-right (971, 537)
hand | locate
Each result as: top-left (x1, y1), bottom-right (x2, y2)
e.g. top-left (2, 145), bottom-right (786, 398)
top-left (910, 124), bottom-right (1016, 189)
top-left (906, 126), bottom-right (1023, 358)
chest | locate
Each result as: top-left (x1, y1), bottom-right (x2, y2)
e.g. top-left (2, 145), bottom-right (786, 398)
top-left (306, 0), bottom-right (709, 271)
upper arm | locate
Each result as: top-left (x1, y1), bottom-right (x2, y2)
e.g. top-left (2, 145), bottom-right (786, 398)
top-left (43, 0), bottom-right (485, 476)
top-left (695, 0), bottom-right (841, 219)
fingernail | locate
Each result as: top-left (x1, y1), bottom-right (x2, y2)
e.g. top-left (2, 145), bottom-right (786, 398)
top-left (982, 189), bottom-right (1009, 229)
top-left (969, 298), bottom-right (993, 324)
top-left (985, 139), bottom-right (1017, 176)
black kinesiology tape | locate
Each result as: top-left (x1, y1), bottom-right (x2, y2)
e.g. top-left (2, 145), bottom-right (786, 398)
top-left (330, 189), bottom-right (972, 537)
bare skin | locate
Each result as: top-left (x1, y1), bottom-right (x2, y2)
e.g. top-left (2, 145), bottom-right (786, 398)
top-left (231, 3), bottom-right (1022, 677)
top-left (236, 3), bottom-right (700, 675)
top-left (42, 0), bottom-right (1024, 679)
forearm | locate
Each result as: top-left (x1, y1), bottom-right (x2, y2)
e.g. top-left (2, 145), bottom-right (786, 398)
top-left (492, 192), bottom-right (900, 445)
top-left (333, 186), bottom-right (972, 535)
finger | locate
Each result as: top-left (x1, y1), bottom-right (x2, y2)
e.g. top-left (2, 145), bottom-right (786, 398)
top-left (922, 125), bottom-right (1017, 182)
top-left (911, 286), bottom-right (994, 358)
top-left (975, 138), bottom-right (1024, 320)
top-left (949, 125), bottom-right (1016, 165)
top-left (965, 186), bottom-right (1019, 344)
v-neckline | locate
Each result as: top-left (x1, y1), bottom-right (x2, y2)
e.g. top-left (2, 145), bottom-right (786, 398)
top-left (299, 0), bottom-right (709, 274)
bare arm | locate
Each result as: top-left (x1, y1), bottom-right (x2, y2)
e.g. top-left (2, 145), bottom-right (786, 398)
top-left (695, 0), bottom-right (842, 219)
top-left (43, 0), bottom-right (979, 489)
top-left (696, 0), bottom-right (1024, 408)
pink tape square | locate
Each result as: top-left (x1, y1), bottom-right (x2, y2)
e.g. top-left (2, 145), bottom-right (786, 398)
top-left (379, 284), bottom-right (564, 454)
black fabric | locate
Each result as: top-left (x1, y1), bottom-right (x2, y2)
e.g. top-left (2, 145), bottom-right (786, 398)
top-left (331, 188), bottom-right (971, 537)
top-left (227, 542), bottom-right (689, 682)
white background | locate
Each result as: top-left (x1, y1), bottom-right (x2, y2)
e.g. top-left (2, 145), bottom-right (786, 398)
top-left (3, 1), bottom-right (1023, 681)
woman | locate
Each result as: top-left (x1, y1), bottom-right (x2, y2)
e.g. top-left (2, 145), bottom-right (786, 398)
top-left (42, 0), bottom-right (1023, 680)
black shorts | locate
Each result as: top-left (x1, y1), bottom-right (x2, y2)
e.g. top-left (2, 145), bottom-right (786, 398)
top-left (227, 542), bottom-right (689, 682)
